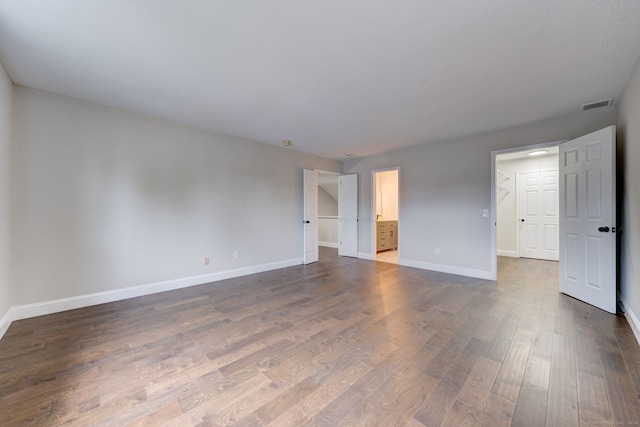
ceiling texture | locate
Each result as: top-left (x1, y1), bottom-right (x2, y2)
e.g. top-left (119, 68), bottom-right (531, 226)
top-left (1, 1), bottom-right (639, 160)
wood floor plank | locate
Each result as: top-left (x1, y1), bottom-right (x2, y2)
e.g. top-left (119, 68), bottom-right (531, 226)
top-left (482, 311), bottom-right (520, 363)
top-left (254, 376), bottom-right (319, 424)
top-left (576, 370), bottom-right (613, 425)
top-left (491, 328), bottom-right (533, 402)
top-left (545, 332), bottom-right (579, 427)
top-left (614, 316), bottom-right (640, 401)
top-left (340, 372), bottom-right (435, 426)
top-left (423, 316), bottom-right (480, 380)
top-left (441, 398), bottom-right (481, 427)
top-left (457, 356), bottom-right (502, 411)
top-left (511, 356), bottom-right (549, 427)
top-left (475, 392), bottom-right (515, 427)
top-left (597, 342), bottom-right (640, 424)
top-left (312, 389), bottom-right (364, 426)
top-left (266, 360), bottom-right (371, 426)
top-left (412, 379), bottom-right (459, 427)
top-left (1, 251), bottom-right (639, 426)
top-left (123, 401), bottom-right (183, 427)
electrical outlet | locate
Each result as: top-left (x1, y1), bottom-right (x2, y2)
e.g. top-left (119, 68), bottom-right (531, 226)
top-left (233, 250), bottom-right (239, 259)
top-left (204, 257), bottom-right (210, 265)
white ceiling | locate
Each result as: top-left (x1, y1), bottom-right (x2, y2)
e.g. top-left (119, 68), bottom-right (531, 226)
top-left (498, 146), bottom-right (559, 161)
top-left (1, 1), bottom-right (639, 160)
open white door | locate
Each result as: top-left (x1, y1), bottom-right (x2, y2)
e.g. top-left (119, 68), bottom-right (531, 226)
top-left (338, 174), bottom-right (358, 257)
top-left (518, 170), bottom-right (559, 261)
top-left (303, 169), bottom-right (319, 264)
top-left (559, 126), bottom-right (616, 313)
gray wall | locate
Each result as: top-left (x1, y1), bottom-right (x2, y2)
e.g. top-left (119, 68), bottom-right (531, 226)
top-left (9, 86), bottom-right (341, 306)
top-left (318, 186), bottom-right (338, 216)
top-left (0, 63), bottom-right (12, 321)
top-left (345, 108), bottom-right (616, 278)
top-left (617, 57), bottom-right (640, 329)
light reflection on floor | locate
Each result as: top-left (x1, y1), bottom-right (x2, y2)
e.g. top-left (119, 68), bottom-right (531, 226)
top-left (375, 249), bottom-right (398, 264)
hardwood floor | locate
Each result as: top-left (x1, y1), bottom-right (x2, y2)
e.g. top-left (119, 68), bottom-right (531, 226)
top-left (1, 248), bottom-right (640, 426)
top-left (375, 249), bottom-right (398, 264)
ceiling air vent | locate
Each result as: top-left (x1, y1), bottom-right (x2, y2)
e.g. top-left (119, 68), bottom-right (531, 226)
top-left (581, 98), bottom-right (613, 111)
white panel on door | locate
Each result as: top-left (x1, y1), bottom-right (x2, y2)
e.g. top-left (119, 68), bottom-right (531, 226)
top-left (564, 148), bottom-right (579, 166)
top-left (544, 224), bottom-right (557, 250)
top-left (565, 173), bottom-right (579, 218)
top-left (526, 224), bottom-right (536, 249)
top-left (526, 191), bottom-right (537, 215)
top-left (543, 190), bottom-right (556, 216)
top-left (586, 168), bottom-right (602, 219)
top-left (565, 233), bottom-right (579, 281)
top-left (586, 236), bottom-right (602, 289)
top-left (559, 126), bottom-right (616, 313)
top-left (586, 142), bottom-right (602, 161)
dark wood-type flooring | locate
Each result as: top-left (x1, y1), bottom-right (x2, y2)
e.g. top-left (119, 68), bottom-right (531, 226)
top-left (2, 248), bottom-right (640, 426)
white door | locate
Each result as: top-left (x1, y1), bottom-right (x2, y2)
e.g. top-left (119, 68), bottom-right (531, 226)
top-left (338, 174), bottom-right (358, 257)
top-left (303, 169), bottom-right (319, 264)
top-left (559, 126), bottom-right (616, 313)
top-left (518, 170), bottom-right (559, 261)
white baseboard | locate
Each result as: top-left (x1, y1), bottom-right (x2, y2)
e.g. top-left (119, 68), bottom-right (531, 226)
top-left (0, 308), bottom-right (13, 342)
top-left (357, 252), bottom-right (492, 280)
top-left (319, 242), bottom-right (338, 249)
top-left (497, 250), bottom-right (518, 258)
top-left (0, 258), bottom-right (302, 341)
top-left (619, 293), bottom-right (640, 347)
top-left (357, 252), bottom-right (375, 261)
top-left (398, 258), bottom-right (494, 281)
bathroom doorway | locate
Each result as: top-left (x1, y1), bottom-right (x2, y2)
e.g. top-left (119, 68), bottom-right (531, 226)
top-left (372, 168), bottom-right (399, 264)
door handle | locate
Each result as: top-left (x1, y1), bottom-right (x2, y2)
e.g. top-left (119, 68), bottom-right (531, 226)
top-left (598, 226), bottom-right (610, 232)
top-left (520, 219), bottom-right (525, 222)
top-left (304, 220), bottom-right (310, 224)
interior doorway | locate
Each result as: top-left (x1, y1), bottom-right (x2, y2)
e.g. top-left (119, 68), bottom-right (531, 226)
top-left (317, 171), bottom-right (340, 254)
top-left (496, 147), bottom-right (560, 261)
top-left (304, 169), bottom-right (358, 263)
top-left (372, 168), bottom-right (399, 264)
top-left (491, 127), bottom-right (616, 313)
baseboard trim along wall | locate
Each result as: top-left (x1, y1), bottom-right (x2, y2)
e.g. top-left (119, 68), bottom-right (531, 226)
top-left (399, 258), bottom-right (494, 281)
top-left (0, 257), bottom-right (302, 341)
top-left (319, 242), bottom-right (338, 249)
top-left (357, 252), bottom-right (493, 280)
top-left (0, 309), bottom-right (12, 342)
top-left (357, 252), bottom-right (375, 261)
top-left (497, 250), bottom-right (518, 258)
top-left (619, 293), bottom-right (640, 347)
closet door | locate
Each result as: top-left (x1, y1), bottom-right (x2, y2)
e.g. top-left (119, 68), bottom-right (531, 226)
top-left (338, 174), bottom-right (358, 257)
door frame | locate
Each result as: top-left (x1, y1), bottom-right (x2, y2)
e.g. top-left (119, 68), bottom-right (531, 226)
top-left (490, 140), bottom-right (565, 280)
top-left (371, 167), bottom-right (400, 260)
